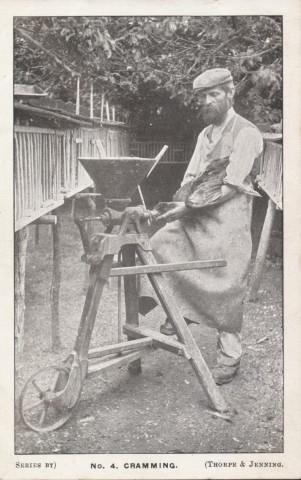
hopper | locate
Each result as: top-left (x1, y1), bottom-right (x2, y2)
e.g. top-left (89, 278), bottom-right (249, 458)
top-left (79, 157), bottom-right (156, 199)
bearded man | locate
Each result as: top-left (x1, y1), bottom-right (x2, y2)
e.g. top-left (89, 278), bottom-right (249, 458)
top-left (139, 68), bottom-right (263, 385)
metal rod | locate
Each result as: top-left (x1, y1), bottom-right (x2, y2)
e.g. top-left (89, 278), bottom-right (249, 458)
top-left (137, 185), bottom-right (147, 209)
top-left (146, 145), bottom-right (169, 178)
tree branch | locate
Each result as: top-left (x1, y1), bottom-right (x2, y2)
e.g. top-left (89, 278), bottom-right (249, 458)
top-left (233, 44), bottom-right (281, 59)
top-left (15, 27), bottom-right (80, 77)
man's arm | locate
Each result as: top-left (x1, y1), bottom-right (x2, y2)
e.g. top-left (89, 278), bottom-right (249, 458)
top-left (156, 184), bottom-right (236, 222)
top-left (155, 125), bottom-right (263, 222)
top-left (186, 126), bottom-right (263, 210)
top-left (223, 126), bottom-right (263, 194)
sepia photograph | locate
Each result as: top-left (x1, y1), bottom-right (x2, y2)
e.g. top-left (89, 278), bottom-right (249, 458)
top-left (12, 14), bottom-right (285, 459)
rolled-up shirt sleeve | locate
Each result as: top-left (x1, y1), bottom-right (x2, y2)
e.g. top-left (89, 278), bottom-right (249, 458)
top-left (223, 126), bottom-right (263, 196)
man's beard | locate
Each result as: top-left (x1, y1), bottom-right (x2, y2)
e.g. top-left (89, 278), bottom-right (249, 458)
top-left (200, 97), bottom-right (231, 126)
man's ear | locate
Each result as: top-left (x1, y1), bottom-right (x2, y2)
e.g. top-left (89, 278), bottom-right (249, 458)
top-left (227, 87), bottom-right (235, 101)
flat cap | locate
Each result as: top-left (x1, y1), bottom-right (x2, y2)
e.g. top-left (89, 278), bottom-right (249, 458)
top-left (193, 68), bottom-right (233, 90)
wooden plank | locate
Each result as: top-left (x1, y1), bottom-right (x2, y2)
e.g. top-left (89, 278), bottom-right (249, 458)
top-left (110, 259), bottom-right (226, 277)
top-left (14, 133), bottom-right (22, 220)
top-left (18, 133), bottom-right (26, 213)
top-left (94, 139), bottom-right (106, 157)
top-left (56, 134), bottom-right (61, 197)
top-left (88, 337), bottom-right (153, 359)
top-left (15, 126), bottom-right (64, 135)
top-left (33, 215), bottom-right (57, 225)
top-left (37, 132), bottom-right (43, 207)
top-left (50, 134), bottom-right (55, 199)
top-left (15, 199), bottom-right (65, 231)
top-left (29, 133), bottom-right (36, 209)
top-left (74, 256), bottom-right (115, 361)
top-left (46, 133), bottom-right (50, 201)
top-left (32, 133), bottom-right (38, 209)
top-left (15, 102), bottom-right (92, 127)
top-left (26, 133), bottom-right (33, 211)
top-left (88, 351), bottom-right (142, 376)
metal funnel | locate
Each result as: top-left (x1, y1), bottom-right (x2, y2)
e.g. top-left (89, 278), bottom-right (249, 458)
top-left (79, 157), bottom-right (156, 199)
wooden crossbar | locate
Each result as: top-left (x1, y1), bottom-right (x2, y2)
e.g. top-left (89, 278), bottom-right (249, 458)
top-left (110, 259), bottom-right (226, 276)
top-left (123, 325), bottom-right (192, 359)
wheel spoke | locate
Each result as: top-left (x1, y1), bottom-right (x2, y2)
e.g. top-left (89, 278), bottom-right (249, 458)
top-left (32, 379), bottom-right (44, 395)
top-left (50, 369), bottom-right (65, 392)
top-left (38, 405), bottom-right (49, 426)
top-left (23, 398), bottom-right (45, 413)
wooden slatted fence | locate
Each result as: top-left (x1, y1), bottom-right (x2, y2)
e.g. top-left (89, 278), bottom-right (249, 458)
top-left (14, 125), bottom-right (129, 231)
top-left (130, 140), bottom-right (192, 163)
top-left (14, 127), bottom-right (65, 230)
top-left (257, 141), bottom-right (282, 210)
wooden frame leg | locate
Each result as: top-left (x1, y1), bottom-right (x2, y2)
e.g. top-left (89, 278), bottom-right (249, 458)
top-left (74, 255), bottom-right (115, 378)
top-left (137, 248), bottom-right (229, 412)
top-left (122, 245), bottom-right (142, 375)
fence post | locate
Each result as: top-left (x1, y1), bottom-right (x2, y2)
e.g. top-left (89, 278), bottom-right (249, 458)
top-left (101, 94), bottom-right (105, 123)
top-left (50, 213), bottom-right (62, 351)
top-left (76, 76), bottom-right (80, 116)
top-left (15, 227), bottom-right (29, 354)
top-left (90, 81), bottom-right (94, 119)
top-left (249, 198), bottom-right (276, 301)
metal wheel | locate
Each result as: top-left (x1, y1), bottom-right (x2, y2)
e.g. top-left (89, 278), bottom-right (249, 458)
top-left (19, 365), bottom-right (78, 433)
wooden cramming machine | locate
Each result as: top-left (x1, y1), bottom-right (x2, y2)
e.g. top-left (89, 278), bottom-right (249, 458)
top-left (20, 148), bottom-right (231, 432)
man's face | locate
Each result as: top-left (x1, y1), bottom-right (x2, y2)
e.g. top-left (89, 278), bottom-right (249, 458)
top-left (195, 86), bottom-right (233, 125)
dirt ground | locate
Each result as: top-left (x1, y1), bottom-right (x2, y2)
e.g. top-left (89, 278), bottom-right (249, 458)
top-left (15, 205), bottom-right (283, 455)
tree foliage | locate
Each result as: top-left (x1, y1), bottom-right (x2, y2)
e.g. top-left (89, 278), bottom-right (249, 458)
top-left (14, 16), bottom-right (282, 140)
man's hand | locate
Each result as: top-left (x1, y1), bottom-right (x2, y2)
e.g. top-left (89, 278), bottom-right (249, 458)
top-left (153, 201), bottom-right (189, 222)
top-left (122, 205), bottom-right (153, 222)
